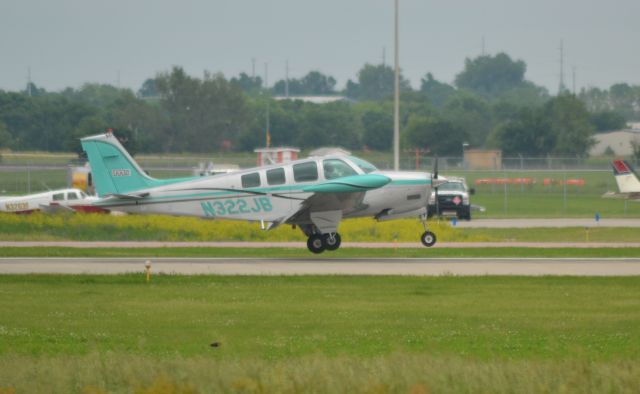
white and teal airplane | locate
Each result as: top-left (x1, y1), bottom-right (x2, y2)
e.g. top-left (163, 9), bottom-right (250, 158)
top-left (81, 132), bottom-right (446, 253)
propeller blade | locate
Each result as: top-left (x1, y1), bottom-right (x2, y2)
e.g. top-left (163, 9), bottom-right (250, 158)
top-left (433, 156), bottom-right (438, 180)
top-left (434, 156), bottom-right (440, 218)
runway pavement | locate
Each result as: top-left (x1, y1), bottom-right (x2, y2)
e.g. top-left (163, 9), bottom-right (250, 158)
top-left (2, 257), bottom-right (640, 276)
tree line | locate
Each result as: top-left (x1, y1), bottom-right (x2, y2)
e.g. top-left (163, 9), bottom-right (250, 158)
top-left (0, 52), bottom-right (638, 157)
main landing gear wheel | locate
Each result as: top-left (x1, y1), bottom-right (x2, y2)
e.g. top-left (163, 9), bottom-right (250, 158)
top-left (421, 231), bottom-right (437, 247)
top-left (323, 233), bottom-right (341, 251)
top-left (307, 234), bottom-right (326, 254)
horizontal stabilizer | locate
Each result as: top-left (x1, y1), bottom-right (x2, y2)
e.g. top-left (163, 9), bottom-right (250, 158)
top-left (107, 193), bottom-right (150, 200)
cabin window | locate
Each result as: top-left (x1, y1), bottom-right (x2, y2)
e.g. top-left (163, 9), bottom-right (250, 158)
top-left (80, 192), bottom-right (88, 198)
top-left (67, 192), bottom-right (78, 200)
top-left (267, 168), bottom-right (286, 185)
top-left (241, 173), bottom-right (261, 188)
top-left (323, 159), bottom-right (358, 180)
top-left (52, 193), bottom-right (65, 201)
top-left (293, 162), bottom-right (318, 182)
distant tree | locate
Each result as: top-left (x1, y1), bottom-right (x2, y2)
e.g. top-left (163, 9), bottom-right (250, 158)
top-left (65, 116), bottom-right (109, 154)
top-left (61, 83), bottom-right (132, 109)
top-left (489, 107), bottom-right (554, 156)
top-left (0, 120), bottom-right (12, 149)
top-left (138, 78), bottom-right (159, 98)
top-left (420, 73), bottom-right (456, 107)
top-left (630, 137), bottom-right (640, 162)
top-left (345, 64), bottom-right (411, 101)
top-left (590, 110), bottom-right (627, 132)
top-left (230, 72), bottom-right (263, 94)
top-left (546, 94), bottom-right (595, 156)
top-left (357, 103), bottom-right (393, 150)
top-left (22, 82), bottom-right (47, 97)
top-left (497, 81), bottom-right (549, 107)
top-left (296, 102), bottom-right (361, 149)
top-left (155, 66), bottom-right (249, 152)
top-left (579, 87), bottom-right (610, 112)
top-left (404, 115), bottom-right (467, 156)
top-left (238, 99), bottom-right (304, 151)
top-left (455, 53), bottom-right (527, 99)
top-left (442, 92), bottom-right (493, 147)
top-left (609, 83), bottom-right (639, 120)
top-left (105, 92), bottom-right (170, 152)
top-left (272, 71), bottom-right (337, 96)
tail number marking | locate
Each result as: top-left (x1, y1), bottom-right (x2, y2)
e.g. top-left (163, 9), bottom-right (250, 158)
top-left (201, 197), bottom-right (272, 217)
top-left (112, 169), bottom-right (131, 177)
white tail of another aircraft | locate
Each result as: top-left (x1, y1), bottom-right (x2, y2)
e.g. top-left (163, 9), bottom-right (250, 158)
top-left (612, 160), bottom-right (640, 193)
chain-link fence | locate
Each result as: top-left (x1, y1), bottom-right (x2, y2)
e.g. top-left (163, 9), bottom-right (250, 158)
top-left (1, 153), bottom-right (639, 218)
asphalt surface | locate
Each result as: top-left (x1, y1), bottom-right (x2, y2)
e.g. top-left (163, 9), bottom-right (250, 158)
top-left (2, 257), bottom-right (640, 276)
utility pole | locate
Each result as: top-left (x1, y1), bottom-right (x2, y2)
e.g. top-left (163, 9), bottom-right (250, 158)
top-left (481, 36), bottom-right (486, 56)
top-left (264, 62), bottom-right (270, 147)
top-left (27, 67), bottom-right (32, 97)
top-left (393, 0), bottom-right (400, 171)
top-left (558, 40), bottom-right (566, 94)
top-left (252, 58), bottom-right (256, 79)
top-left (285, 60), bottom-right (289, 98)
top-left (382, 47), bottom-right (386, 66)
top-left (572, 66), bottom-right (576, 95)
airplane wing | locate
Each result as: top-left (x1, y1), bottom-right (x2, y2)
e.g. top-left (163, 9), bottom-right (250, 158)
top-left (277, 174), bottom-right (391, 232)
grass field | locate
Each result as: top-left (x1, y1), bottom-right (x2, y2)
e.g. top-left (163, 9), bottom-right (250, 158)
top-left (0, 275), bottom-right (639, 393)
top-left (1, 213), bottom-right (639, 243)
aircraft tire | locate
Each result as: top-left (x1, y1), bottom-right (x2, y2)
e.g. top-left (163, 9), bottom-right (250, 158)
top-left (420, 231), bottom-right (437, 247)
top-left (307, 234), bottom-right (326, 254)
top-left (323, 233), bottom-right (341, 251)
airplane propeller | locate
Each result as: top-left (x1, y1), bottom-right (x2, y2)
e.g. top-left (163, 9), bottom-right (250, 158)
top-left (432, 156), bottom-right (439, 218)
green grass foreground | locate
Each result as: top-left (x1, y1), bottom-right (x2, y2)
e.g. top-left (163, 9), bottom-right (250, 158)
top-left (2, 246), bottom-right (640, 258)
top-left (0, 275), bottom-right (639, 393)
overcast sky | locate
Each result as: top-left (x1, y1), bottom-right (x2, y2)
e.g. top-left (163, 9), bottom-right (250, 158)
top-left (1, 0), bottom-right (639, 94)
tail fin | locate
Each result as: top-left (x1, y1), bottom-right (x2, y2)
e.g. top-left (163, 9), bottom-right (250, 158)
top-left (81, 133), bottom-right (166, 197)
top-left (612, 160), bottom-right (640, 194)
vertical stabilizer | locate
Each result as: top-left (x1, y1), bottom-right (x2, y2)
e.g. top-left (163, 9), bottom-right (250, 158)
top-left (612, 160), bottom-right (640, 194)
top-left (81, 133), bottom-right (162, 197)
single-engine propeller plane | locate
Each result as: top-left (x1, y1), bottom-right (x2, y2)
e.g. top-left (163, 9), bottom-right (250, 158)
top-left (0, 188), bottom-right (106, 214)
top-left (81, 132), bottom-right (447, 253)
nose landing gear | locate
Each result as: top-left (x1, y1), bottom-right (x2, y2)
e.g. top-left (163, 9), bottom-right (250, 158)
top-left (306, 232), bottom-right (341, 254)
top-left (420, 230), bottom-right (437, 247)
top-left (420, 213), bottom-right (437, 247)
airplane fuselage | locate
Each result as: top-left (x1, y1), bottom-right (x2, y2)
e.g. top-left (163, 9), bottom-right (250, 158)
top-left (92, 157), bottom-right (432, 224)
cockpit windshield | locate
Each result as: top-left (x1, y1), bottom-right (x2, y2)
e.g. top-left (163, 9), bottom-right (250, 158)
top-left (348, 156), bottom-right (378, 174)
